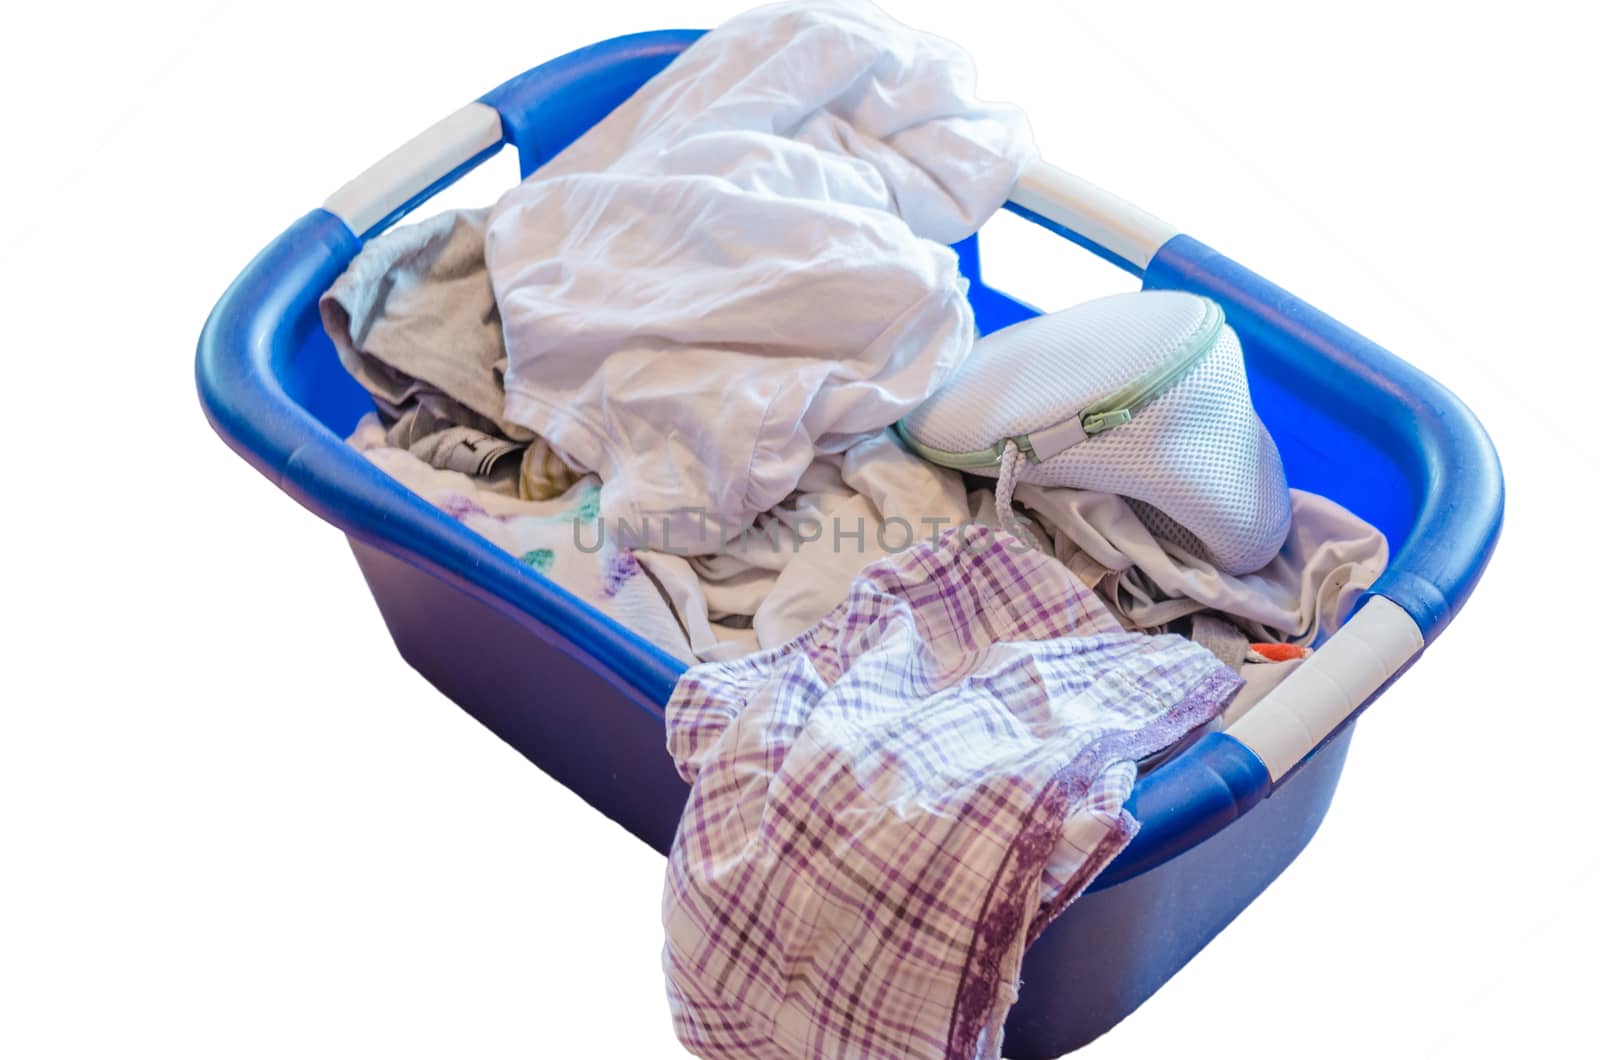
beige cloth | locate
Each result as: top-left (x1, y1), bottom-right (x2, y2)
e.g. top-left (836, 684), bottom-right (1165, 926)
top-left (1016, 485), bottom-right (1388, 645)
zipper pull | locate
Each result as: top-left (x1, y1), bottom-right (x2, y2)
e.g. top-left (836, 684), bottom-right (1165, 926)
top-left (1081, 408), bottom-right (1133, 435)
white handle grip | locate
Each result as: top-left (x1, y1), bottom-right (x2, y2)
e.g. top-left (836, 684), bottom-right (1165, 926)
top-left (1226, 596), bottom-right (1423, 781)
top-left (323, 102), bottom-right (505, 237)
top-left (1008, 163), bottom-right (1178, 268)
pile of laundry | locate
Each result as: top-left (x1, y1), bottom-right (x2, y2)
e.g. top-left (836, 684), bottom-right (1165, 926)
top-left (322, 3), bottom-right (1386, 1057)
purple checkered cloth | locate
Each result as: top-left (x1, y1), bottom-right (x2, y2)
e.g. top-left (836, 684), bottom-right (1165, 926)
top-left (663, 526), bottom-right (1241, 1059)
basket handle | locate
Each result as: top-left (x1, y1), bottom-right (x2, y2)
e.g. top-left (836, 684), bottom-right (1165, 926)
top-left (1006, 163), bottom-right (1176, 272)
top-left (323, 103), bottom-right (506, 239)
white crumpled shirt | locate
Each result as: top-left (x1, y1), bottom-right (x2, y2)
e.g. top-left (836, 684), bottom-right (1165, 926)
top-left (486, 0), bottom-right (1035, 553)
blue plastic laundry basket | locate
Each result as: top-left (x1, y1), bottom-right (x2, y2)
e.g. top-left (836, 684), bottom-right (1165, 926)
top-left (196, 30), bottom-right (1503, 1057)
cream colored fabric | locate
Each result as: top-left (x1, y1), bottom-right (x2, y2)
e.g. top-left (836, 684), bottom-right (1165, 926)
top-left (1017, 485), bottom-right (1387, 645)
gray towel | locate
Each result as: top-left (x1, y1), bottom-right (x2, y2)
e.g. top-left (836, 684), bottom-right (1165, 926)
top-left (320, 207), bottom-right (534, 445)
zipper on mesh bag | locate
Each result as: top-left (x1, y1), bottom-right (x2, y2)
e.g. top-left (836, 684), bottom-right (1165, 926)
top-left (897, 298), bottom-right (1225, 470)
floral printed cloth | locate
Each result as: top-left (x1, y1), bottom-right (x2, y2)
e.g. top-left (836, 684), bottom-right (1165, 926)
top-left (350, 414), bottom-right (697, 662)
top-left (663, 525), bottom-right (1240, 1059)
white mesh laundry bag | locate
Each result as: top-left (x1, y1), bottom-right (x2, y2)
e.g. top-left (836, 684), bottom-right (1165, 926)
top-left (897, 290), bottom-right (1291, 574)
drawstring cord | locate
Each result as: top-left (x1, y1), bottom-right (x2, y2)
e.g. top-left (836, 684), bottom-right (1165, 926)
top-left (995, 439), bottom-right (1021, 516)
top-left (994, 440), bottom-right (1039, 551)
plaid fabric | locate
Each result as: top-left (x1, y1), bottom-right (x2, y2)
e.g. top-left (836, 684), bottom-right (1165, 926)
top-left (663, 526), bottom-right (1241, 1059)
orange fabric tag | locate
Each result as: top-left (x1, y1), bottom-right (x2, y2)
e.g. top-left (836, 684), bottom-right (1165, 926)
top-left (1250, 642), bottom-right (1309, 662)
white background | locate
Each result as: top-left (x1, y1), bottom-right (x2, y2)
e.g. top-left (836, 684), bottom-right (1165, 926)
top-left (5, 2), bottom-right (1595, 1056)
